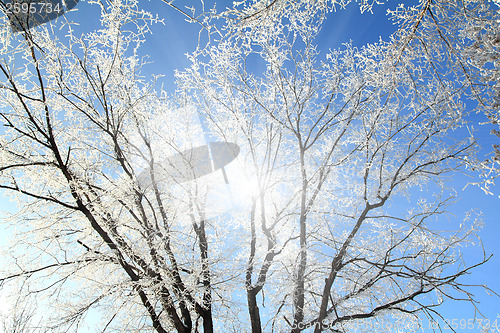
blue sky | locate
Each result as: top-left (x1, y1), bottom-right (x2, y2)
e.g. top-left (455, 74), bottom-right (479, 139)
top-left (1, 0), bottom-right (499, 331)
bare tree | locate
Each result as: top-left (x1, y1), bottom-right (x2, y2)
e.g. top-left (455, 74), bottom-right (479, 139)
top-left (177, 0), bottom-right (499, 331)
top-left (0, 0), bottom-right (498, 332)
top-left (0, 1), bottom-right (219, 331)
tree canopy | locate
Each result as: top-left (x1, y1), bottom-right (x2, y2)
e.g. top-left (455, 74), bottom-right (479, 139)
top-left (0, 0), bottom-right (499, 332)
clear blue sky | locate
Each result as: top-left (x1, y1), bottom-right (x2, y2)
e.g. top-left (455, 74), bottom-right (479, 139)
top-left (1, 1), bottom-right (499, 331)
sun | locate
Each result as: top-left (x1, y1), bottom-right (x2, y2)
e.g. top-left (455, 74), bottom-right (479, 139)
top-left (201, 155), bottom-right (262, 215)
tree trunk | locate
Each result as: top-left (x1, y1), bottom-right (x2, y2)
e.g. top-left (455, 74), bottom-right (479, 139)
top-left (248, 288), bottom-right (262, 333)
